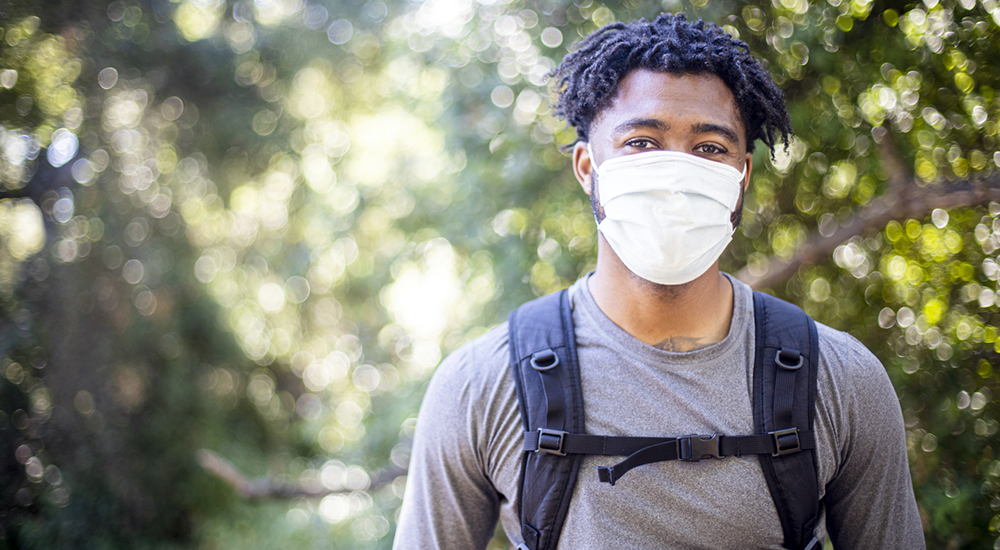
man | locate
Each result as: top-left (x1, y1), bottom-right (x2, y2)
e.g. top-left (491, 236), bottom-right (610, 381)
top-left (394, 13), bottom-right (924, 549)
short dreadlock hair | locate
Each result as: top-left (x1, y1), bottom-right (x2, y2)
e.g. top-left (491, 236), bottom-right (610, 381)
top-left (551, 13), bottom-right (792, 155)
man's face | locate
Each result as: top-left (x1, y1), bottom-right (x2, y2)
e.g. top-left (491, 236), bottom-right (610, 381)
top-left (573, 69), bottom-right (752, 221)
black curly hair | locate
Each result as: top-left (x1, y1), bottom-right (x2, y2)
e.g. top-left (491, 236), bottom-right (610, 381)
top-left (551, 13), bottom-right (792, 155)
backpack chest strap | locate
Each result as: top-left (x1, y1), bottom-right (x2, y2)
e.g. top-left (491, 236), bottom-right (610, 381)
top-left (523, 429), bottom-right (816, 486)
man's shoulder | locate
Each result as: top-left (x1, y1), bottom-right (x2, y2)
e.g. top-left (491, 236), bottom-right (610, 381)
top-left (749, 288), bottom-right (886, 379)
top-left (813, 320), bottom-right (885, 376)
top-left (426, 322), bottom-right (512, 396)
top-left (810, 319), bottom-right (898, 425)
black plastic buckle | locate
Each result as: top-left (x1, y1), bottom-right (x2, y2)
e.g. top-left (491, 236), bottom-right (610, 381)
top-left (677, 434), bottom-right (721, 462)
top-left (769, 427), bottom-right (801, 456)
top-left (536, 428), bottom-right (567, 456)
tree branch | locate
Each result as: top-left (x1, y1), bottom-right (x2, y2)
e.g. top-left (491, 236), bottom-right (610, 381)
top-left (0, 189), bottom-right (32, 201)
top-left (875, 126), bottom-right (912, 196)
top-left (196, 449), bottom-right (406, 499)
top-left (736, 174), bottom-right (1000, 289)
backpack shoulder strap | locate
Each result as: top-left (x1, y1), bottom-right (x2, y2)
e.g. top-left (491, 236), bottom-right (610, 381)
top-left (752, 291), bottom-right (821, 550)
top-left (508, 289), bottom-right (584, 550)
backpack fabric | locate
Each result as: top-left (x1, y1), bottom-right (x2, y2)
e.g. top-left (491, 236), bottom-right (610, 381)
top-left (507, 289), bottom-right (821, 550)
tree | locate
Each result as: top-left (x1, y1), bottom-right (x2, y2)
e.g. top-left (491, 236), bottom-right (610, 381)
top-left (0, 0), bottom-right (997, 548)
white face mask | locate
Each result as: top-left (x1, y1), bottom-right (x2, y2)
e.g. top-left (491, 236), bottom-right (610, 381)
top-left (589, 147), bottom-right (746, 286)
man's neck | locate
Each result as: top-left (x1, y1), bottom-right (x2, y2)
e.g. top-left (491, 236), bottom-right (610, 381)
top-left (587, 236), bottom-right (735, 352)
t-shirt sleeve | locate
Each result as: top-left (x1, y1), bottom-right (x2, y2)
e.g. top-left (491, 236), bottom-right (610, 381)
top-left (820, 332), bottom-right (925, 549)
top-left (393, 343), bottom-right (502, 550)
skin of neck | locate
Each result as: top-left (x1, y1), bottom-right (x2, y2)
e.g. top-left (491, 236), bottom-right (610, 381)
top-left (588, 231), bottom-right (735, 353)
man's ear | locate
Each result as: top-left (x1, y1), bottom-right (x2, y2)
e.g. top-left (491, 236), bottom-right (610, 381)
top-left (742, 152), bottom-right (753, 192)
top-left (572, 142), bottom-right (593, 195)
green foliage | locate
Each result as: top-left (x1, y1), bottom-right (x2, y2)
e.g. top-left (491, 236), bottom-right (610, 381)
top-left (0, 0), bottom-right (999, 548)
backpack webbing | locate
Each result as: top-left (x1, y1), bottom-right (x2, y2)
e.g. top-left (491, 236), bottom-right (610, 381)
top-left (507, 288), bottom-right (820, 550)
top-left (752, 291), bottom-right (821, 548)
top-left (508, 290), bottom-right (584, 550)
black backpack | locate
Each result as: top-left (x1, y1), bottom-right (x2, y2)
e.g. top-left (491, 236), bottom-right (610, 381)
top-left (507, 289), bottom-right (821, 550)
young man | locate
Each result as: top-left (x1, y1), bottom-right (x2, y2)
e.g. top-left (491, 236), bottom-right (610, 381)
top-left (394, 13), bottom-right (924, 549)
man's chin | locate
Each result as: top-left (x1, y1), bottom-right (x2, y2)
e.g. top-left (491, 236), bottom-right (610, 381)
top-left (625, 268), bottom-right (697, 298)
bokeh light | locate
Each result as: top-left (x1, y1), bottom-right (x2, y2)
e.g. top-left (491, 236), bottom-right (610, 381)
top-left (1, 1), bottom-right (1000, 549)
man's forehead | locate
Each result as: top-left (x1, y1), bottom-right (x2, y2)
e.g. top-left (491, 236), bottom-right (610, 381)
top-left (591, 69), bottom-right (744, 137)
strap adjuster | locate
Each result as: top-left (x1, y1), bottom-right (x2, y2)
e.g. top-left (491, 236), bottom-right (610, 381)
top-left (678, 434), bottom-right (721, 462)
top-left (769, 427), bottom-right (801, 456)
top-left (536, 428), bottom-right (567, 456)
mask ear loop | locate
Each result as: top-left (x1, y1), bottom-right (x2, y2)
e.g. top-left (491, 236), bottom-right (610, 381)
top-left (585, 142), bottom-right (606, 223)
top-left (587, 142), bottom-right (600, 176)
top-left (731, 161), bottom-right (749, 229)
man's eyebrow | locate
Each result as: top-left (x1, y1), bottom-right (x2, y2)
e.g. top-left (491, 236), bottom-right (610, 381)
top-left (690, 122), bottom-right (740, 144)
top-left (610, 118), bottom-right (669, 139)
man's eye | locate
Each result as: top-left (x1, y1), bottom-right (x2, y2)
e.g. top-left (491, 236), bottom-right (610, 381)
top-left (626, 139), bottom-right (656, 149)
top-left (696, 144), bottom-right (726, 154)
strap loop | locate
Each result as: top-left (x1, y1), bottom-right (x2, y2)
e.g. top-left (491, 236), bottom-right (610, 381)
top-left (775, 348), bottom-right (803, 370)
top-left (530, 349), bottom-right (560, 371)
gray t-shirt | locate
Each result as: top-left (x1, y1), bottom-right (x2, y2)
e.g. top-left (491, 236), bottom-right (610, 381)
top-left (394, 274), bottom-right (924, 549)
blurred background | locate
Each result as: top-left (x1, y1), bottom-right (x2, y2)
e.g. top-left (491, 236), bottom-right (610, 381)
top-left (0, 0), bottom-right (998, 547)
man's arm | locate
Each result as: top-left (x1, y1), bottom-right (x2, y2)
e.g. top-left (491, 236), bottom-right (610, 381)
top-left (393, 344), bottom-right (502, 550)
top-left (821, 333), bottom-right (925, 549)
